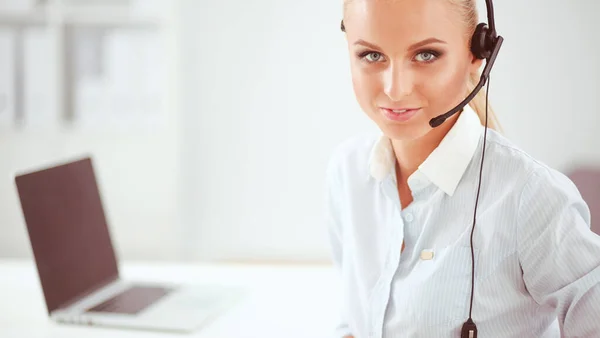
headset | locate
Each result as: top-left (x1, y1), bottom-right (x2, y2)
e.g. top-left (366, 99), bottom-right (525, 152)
top-left (341, 1), bottom-right (503, 337)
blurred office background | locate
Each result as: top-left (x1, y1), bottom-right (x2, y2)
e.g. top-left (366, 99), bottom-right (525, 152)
top-left (0, 0), bottom-right (599, 263)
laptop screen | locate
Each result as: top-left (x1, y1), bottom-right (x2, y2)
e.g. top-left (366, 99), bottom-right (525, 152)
top-left (15, 157), bottom-right (119, 313)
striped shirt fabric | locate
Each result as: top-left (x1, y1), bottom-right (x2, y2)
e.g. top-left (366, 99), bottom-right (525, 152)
top-left (325, 105), bottom-right (600, 338)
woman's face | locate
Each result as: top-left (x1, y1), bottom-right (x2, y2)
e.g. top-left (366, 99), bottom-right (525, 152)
top-left (343, 0), bottom-right (482, 141)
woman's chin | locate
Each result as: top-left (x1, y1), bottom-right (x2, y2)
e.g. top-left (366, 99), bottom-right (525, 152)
top-left (375, 117), bottom-right (431, 142)
top-left (381, 124), bottom-right (429, 142)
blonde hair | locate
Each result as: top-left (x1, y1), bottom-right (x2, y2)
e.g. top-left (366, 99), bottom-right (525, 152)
top-left (449, 0), bottom-right (502, 132)
top-left (342, 0), bottom-right (503, 132)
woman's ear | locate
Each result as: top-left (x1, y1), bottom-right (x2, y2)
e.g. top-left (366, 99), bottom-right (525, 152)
top-left (470, 54), bottom-right (484, 73)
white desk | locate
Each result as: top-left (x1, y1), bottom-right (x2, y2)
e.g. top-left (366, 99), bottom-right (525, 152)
top-left (0, 259), bottom-right (342, 338)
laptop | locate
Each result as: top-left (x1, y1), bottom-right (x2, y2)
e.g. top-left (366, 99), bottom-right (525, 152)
top-left (14, 156), bottom-right (244, 333)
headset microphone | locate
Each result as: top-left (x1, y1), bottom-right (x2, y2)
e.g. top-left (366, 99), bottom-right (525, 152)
top-left (428, 37), bottom-right (501, 128)
top-left (429, 2), bottom-right (503, 128)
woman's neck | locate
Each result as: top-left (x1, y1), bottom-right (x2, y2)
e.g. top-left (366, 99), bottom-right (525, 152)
top-left (391, 113), bottom-right (460, 181)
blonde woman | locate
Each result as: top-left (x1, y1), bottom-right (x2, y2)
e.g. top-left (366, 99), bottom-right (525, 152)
top-left (325, 0), bottom-right (600, 337)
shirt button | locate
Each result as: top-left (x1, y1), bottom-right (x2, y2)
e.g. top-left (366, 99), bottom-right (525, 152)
top-left (405, 213), bottom-right (414, 222)
top-left (420, 250), bottom-right (435, 260)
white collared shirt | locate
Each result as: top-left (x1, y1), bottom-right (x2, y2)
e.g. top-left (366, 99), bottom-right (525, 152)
top-left (325, 105), bottom-right (600, 337)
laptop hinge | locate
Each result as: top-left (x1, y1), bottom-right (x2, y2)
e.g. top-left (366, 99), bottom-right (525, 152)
top-left (53, 274), bottom-right (119, 313)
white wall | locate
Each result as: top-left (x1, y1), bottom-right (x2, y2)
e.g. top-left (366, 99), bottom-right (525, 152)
top-left (177, 0), bottom-right (374, 263)
top-left (487, 0), bottom-right (600, 171)
top-left (0, 2), bottom-right (184, 261)
top-left (177, 0), bottom-right (600, 263)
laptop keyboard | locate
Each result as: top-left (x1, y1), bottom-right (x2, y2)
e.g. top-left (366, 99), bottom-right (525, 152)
top-left (86, 285), bottom-right (174, 314)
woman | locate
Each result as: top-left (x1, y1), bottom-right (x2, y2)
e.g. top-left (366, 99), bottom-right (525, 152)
top-left (325, 0), bottom-right (600, 337)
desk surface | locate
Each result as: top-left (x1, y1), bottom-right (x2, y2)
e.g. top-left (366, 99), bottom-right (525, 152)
top-left (0, 259), bottom-right (341, 338)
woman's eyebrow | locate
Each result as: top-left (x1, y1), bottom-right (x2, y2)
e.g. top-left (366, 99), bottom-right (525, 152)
top-left (353, 37), bottom-right (447, 51)
top-left (408, 37), bottom-right (447, 50)
top-left (353, 39), bottom-right (383, 50)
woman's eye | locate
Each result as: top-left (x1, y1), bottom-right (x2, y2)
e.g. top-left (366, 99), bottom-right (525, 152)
top-left (364, 52), bottom-right (384, 62)
top-left (415, 51), bottom-right (437, 63)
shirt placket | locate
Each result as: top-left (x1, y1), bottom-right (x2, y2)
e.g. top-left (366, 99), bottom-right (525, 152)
top-left (369, 177), bottom-right (406, 338)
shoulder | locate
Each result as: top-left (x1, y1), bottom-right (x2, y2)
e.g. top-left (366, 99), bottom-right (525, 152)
top-left (325, 132), bottom-right (380, 184)
top-left (484, 129), bottom-right (590, 224)
top-left (484, 129), bottom-right (554, 177)
top-left (485, 129), bottom-right (577, 187)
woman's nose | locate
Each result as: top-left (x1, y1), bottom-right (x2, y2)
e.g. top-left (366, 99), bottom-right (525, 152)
top-left (383, 64), bottom-right (414, 102)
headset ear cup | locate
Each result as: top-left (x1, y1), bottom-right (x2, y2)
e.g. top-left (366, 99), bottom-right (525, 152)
top-left (471, 23), bottom-right (490, 59)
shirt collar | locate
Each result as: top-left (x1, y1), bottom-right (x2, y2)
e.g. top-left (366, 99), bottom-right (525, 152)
top-left (368, 105), bottom-right (483, 196)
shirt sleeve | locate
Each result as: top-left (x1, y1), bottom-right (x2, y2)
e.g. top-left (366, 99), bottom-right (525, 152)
top-left (324, 158), bottom-right (353, 338)
top-left (517, 167), bottom-right (600, 337)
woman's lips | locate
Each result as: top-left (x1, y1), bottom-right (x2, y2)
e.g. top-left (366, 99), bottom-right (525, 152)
top-left (380, 107), bottom-right (421, 122)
